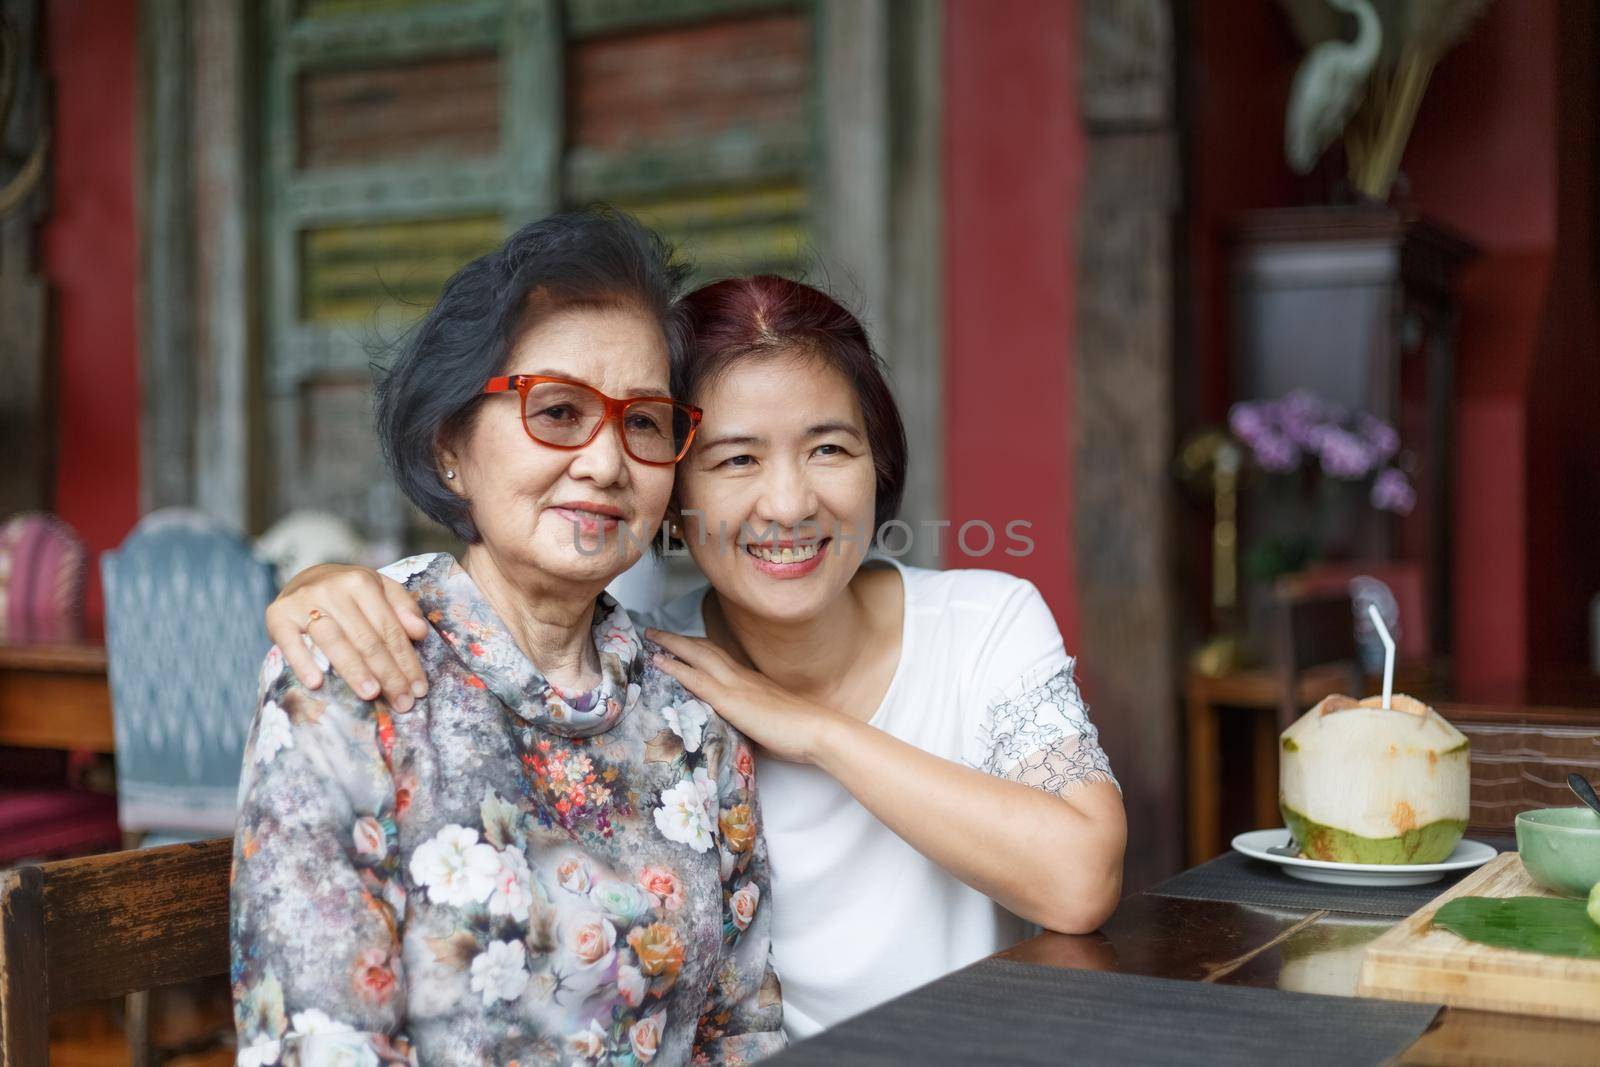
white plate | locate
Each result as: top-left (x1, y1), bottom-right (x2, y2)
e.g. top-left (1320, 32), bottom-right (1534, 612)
top-left (1231, 829), bottom-right (1499, 886)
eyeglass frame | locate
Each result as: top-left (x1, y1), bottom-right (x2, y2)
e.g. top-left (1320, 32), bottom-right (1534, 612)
top-left (482, 374), bottom-right (703, 466)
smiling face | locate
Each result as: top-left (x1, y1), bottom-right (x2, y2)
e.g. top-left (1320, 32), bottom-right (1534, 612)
top-left (442, 303), bottom-right (677, 592)
top-left (674, 350), bottom-right (878, 625)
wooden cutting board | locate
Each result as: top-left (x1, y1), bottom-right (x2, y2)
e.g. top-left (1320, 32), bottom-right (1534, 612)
top-left (1358, 852), bottom-right (1600, 1021)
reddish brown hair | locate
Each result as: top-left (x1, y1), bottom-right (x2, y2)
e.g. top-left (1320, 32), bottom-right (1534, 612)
top-left (675, 276), bottom-right (908, 532)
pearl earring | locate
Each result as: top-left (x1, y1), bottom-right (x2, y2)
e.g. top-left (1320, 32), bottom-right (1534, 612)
top-left (445, 469), bottom-right (456, 480)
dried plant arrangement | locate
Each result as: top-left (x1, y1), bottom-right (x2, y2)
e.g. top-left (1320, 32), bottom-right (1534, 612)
top-left (1281, 0), bottom-right (1492, 202)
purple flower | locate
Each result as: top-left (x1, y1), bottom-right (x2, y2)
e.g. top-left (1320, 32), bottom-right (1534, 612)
top-left (1370, 468), bottom-right (1416, 514)
top-left (1280, 389), bottom-right (1323, 423)
top-left (1317, 427), bottom-right (1376, 479)
top-left (1357, 413), bottom-right (1400, 463)
top-left (1229, 389), bottom-right (1404, 487)
top-left (1275, 390), bottom-right (1326, 447)
top-left (1253, 432), bottom-right (1302, 473)
top-left (1228, 402), bottom-right (1269, 447)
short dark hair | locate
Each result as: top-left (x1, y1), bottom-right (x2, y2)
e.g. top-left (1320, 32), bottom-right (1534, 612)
top-left (374, 207), bottom-right (689, 542)
top-left (673, 276), bottom-right (908, 534)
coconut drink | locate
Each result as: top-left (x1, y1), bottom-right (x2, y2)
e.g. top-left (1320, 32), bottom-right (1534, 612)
top-left (1279, 693), bottom-right (1470, 864)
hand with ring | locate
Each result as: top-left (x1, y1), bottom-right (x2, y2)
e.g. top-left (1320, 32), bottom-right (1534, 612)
top-left (265, 564), bottom-right (430, 711)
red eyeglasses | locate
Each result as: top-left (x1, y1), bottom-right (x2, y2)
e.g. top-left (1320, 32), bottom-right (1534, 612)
top-left (482, 375), bottom-right (703, 466)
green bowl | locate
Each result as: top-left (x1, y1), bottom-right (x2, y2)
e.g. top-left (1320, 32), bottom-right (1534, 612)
top-left (1515, 806), bottom-right (1600, 897)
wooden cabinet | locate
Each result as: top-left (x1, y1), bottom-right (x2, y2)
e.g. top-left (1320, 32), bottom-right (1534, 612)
top-left (1229, 207), bottom-right (1476, 658)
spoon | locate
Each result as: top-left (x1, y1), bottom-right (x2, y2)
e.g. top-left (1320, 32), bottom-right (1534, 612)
top-left (1567, 772), bottom-right (1600, 819)
top-left (1266, 834), bottom-right (1301, 858)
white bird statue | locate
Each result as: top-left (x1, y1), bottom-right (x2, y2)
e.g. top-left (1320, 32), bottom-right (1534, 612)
top-left (1284, 0), bottom-right (1382, 174)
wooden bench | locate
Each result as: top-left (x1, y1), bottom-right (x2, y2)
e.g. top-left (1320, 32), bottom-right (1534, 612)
top-left (0, 838), bottom-right (231, 1065)
top-left (1447, 704), bottom-right (1600, 836)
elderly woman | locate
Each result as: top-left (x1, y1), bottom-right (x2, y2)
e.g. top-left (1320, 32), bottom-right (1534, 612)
top-left (230, 211), bottom-right (783, 1066)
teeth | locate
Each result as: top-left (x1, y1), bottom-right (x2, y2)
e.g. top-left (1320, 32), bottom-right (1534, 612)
top-left (747, 543), bottom-right (820, 564)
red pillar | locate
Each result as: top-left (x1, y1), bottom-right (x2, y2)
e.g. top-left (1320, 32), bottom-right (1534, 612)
top-left (41, 0), bottom-right (142, 631)
top-left (942, 0), bottom-right (1085, 649)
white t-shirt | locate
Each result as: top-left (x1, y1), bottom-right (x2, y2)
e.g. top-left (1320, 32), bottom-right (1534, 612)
top-left (635, 558), bottom-right (1117, 1040)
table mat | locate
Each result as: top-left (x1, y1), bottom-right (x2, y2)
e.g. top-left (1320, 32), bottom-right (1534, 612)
top-left (1146, 840), bottom-right (1512, 918)
top-left (770, 958), bottom-right (1441, 1067)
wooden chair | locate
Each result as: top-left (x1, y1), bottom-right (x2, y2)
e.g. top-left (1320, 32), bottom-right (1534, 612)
top-left (1270, 585), bottom-right (1364, 734)
top-left (0, 837), bottom-right (231, 1066)
top-left (1184, 583), bottom-right (1373, 864)
top-left (1446, 704), bottom-right (1600, 836)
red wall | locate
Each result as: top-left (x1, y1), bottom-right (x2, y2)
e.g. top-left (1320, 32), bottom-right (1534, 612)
top-left (1405, 0), bottom-right (1560, 691)
top-left (41, 0), bottom-right (142, 632)
top-left (1185, 4), bottom-right (1308, 425)
top-left (942, 0), bottom-right (1084, 649)
top-left (1527, 0), bottom-right (1600, 680)
top-left (1402, 3), bottom-right (1558, 252)
top-left (1446, 255), bottom-right (1546, 688)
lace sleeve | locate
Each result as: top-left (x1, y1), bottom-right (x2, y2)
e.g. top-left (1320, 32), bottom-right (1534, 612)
top-left (969, 662), bottom-right (1119, 799)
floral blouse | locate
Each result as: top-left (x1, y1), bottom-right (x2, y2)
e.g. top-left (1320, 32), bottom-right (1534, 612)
top-left (231, 553), bottom-right (784, 1067)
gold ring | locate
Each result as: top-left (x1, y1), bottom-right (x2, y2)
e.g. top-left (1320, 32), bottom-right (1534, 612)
top-left (306, 608), bottom-right (328, 627)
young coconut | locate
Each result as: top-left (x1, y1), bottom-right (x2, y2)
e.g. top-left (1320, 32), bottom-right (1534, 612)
top-left (1280, 693), bottom-right (1469, 864)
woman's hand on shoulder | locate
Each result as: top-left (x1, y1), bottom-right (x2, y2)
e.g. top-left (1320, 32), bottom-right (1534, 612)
top-left (265, 563), bottom-right (430, 711)
top-left (646, 628), bottom-right (848, 765)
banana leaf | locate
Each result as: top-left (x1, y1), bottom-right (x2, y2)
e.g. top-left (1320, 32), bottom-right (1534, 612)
top-left (1432, 896), bottom-right (1600, 960)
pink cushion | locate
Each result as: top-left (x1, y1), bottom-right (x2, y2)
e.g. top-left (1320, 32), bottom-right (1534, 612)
top-left (0, 512), bottom-right (88, 643)
top-left (0, 788), bottom-right (120, 864)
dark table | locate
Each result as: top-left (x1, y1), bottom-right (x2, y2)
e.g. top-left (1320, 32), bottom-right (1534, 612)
top-left (998, 890), bottom-right (1600, 1066)
top-left (780, 862), bottom-right (1600, 1066)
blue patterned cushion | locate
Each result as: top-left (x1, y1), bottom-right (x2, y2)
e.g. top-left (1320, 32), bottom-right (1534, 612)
top-left (101, 509), bottom-right (278, 835)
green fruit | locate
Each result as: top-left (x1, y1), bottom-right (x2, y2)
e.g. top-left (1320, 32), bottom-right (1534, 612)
top-left (1589, 882), bottom-right (1600, 928)
top-left (1279, 694), bottom-right (1470, 865)
top-left (1282, 803), bottom-right (1466, 865)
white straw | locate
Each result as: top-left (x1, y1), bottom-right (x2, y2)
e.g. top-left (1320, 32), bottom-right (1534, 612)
top-left (1367, 603), bottom-right (1395, 710)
